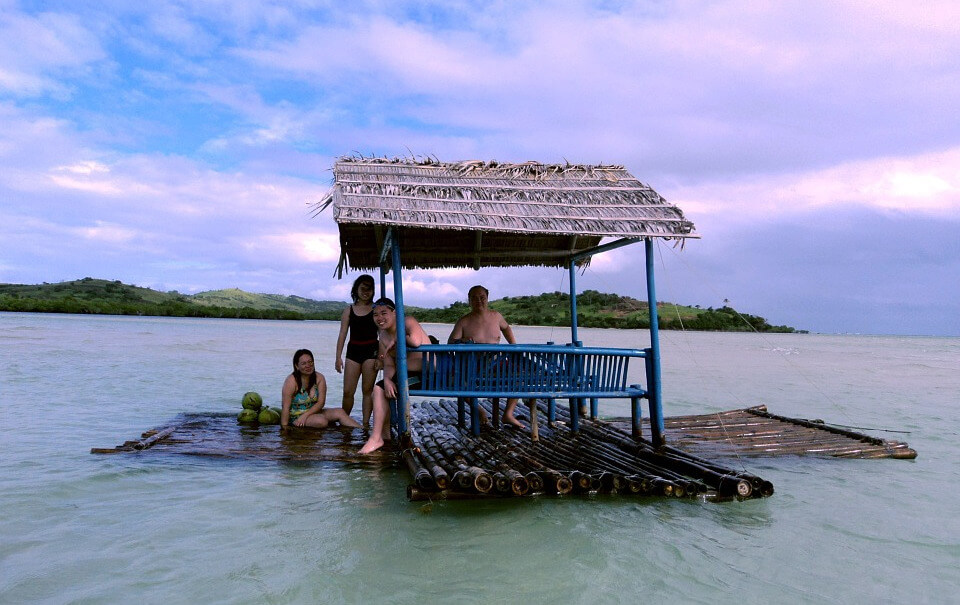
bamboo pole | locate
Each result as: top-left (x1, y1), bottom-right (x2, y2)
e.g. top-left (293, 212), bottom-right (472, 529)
top-left (426, 401), bottom-right (532, 495)
top-left (587, 424), bottom-right (773, 497)
top-left (529, 399), bottom-right (539, 442)
top-left (408, 423), bottom-right (450, 489)
top-left (407, 486), bottom-right (502, 501)
top-left (581, 421), bottom-right (754, 498)
top-left (133, 426), bottom-right (177, 450)
top-left (413, 398), bottom-right (772, 500)
top-left (431, 400), bottom-right (572, 494)
top-left (437, 398), bottom-right (688, 496)
top-left (416, 426), bottom-right (476, 493)
top-left (402, 448), bottom-right (436, 490)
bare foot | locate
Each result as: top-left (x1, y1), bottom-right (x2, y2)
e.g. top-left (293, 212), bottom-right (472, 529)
top-left (502, 413), bottom-right (524, 428)
top-left (359, 436), bottom-right (384, 454)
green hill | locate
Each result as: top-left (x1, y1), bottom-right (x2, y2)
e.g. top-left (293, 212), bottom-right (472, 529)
top-left (413, 290), bottom-right (798, 333)
top-left (0, 277), bottom-right (177, 305)
top-left (0, 279), bottom-right (800, 332)
top-left (0, 278), bottom-right (340, 320)
top-left (191, 288), bottom-right (343, 315)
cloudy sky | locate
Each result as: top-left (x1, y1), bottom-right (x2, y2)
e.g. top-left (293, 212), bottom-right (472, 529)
top-left (2, 0), bottom-right (958, 336)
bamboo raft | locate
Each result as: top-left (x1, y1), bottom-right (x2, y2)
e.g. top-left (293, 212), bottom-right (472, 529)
top-left (92, 402), bottom-right (915, 502)
top-left (615, 405), bottom-right (918, 460)
top-left (402, 398), bottom-right (771, 502)
top-left (90, 412), bottom-right (389, 465)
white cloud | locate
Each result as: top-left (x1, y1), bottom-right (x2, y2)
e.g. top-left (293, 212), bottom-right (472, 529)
top-left (55, 160), bottom-right (110, 175)
top-left (396, 277), bottom-right (461, 301)
top-left (2, 1), bottom-right (959, 334)
top-left (671, 146), bottom-right (960, 233)
top-left (0, 10), bottom-right (104, 96)
top-left (255, 232), bottom-right (342, 263)
top-left (76, 221), bottom-right (138, 243)
top-left (583, 249), bottom-right (620, 274)
top-left (309, 281), bottom-right (352, 302)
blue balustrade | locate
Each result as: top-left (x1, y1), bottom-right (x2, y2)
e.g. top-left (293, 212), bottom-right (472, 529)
top-left (406, 343), bottom-right (650, 437)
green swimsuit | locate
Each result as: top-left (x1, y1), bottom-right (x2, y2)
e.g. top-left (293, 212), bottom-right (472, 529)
top-left (290, 385), bottom-right (319, 419)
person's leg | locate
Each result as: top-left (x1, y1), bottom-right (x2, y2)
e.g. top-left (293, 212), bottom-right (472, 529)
top-left (324, 408), bottom-right (361, 428)
top-left (359, 384), bottom-right (390, 454)
top-left (299, 413), bottom-right (330, 428)
top-left (359, 358), bottom-right (378, 427)
top-left (502, 398), bottom-right (524, 427)
top-left (341, 359), bottom-right (362, 415)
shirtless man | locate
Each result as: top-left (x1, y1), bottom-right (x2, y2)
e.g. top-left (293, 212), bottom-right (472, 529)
top-left (448, 285), bottom-right (523, 427)
top-left (358, 297), bottom-right (431, 454)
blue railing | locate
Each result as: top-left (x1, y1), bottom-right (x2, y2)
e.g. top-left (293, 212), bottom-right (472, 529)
top-left (405, 343), bottom-right (651, 438)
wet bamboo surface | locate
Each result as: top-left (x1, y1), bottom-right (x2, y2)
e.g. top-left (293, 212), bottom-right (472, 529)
top-left (90, 412), bottom-right (395, 467)
top-left (91, 402), bottom-right (915, 502)
top-left (403, 399), bottom-right (771, 502)
top-left (605, 405), bottom-right (917, 460)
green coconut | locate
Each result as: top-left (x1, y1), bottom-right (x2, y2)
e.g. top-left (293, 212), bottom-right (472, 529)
top-left (241, 391), bottom-right (263, 410)
top-left (237, 408), bottom-right (259, 423)
top-left (258, 406), bottom-right (281, 425)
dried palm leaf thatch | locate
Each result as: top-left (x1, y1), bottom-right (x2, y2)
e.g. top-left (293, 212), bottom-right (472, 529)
top-left (313, 156), bottom-right (698, 273)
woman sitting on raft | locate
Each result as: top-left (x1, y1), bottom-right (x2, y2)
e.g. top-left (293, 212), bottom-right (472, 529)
top-left (359, 298), bottom-right (430, 454)
top-left (281, 349), bottom-right (361, 429)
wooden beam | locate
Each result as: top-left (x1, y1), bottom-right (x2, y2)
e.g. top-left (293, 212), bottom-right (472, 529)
top-left (473, 231), bottom-right (483, 271)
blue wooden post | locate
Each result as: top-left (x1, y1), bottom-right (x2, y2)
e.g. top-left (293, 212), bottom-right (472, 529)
top-left (568, 397), bottom-right (579, 433)
top-left (470, 398), bottom-right (481, 435)
top-left (568, 261), bottom-right (589, 425)
top-left (378, 230), bottom-right (392, 299)
top-left (630, 384), bottom-right (643, 439)
top-left (645, 239), bottom-right (665, 446)
top-left (466, 348), bottom-right (480, 435)
top-left (569, 259), bottom-right (579, 344)
top-left (391, 237), bottom-right (409, 436)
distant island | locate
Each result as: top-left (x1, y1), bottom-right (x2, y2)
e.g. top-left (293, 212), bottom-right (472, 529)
top-left (0, 278), bottom-right (802, 333)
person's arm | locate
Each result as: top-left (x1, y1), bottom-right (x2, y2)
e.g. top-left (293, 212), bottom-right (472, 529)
top-left (334, 306), bottom-right (351, 373)
top-left (499, 312), bottom-right (517, 345)
top-left (280, 375), bottom-right (295, 427)
top-left (381, 346), bottom-right (398, 398)
top-left (447, 318), bottom-right (464, 343)
top-left (294, 373), bottom-right (327, 426)
top-left (406, 316), bottom-right (428, 347)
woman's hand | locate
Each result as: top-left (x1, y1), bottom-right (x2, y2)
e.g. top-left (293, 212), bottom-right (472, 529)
top-left (335, 358), bottom-right (343, 373)
top-left (293, 413), bottom-right (309, 427)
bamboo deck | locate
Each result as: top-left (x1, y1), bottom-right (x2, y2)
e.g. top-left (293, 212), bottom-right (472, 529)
top-left (91, 412), bottom-right (388, 465)
top-left (92, 401), bottom-right (915, 502)
top-left (614, 405), bottom-right (917, 460)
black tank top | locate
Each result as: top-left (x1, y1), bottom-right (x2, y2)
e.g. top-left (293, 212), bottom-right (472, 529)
top-left (349, 306), bottom-right (378, 344)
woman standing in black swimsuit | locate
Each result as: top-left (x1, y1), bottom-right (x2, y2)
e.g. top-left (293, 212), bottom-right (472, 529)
top-left (335, 274), bottom-right (378, 426)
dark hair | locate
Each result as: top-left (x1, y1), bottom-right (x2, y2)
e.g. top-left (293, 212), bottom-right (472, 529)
top-left (350, 274), bottom-right (375, 302)
top-left (372, 297), bottom-right (395, 311)
top-left (291, 348), bottom-right (317, 393)
top-left (468, 285), bottom-right (489, 298)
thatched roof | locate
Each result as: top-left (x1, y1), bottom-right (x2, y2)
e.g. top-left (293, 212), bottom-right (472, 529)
top-left (316, 157), bottom-right (698, 273)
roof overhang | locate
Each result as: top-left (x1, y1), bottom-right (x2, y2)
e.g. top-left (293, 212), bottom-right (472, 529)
top-left (316, 157), bottom-right (698, 273)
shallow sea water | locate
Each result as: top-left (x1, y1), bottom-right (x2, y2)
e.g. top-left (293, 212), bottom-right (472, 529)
top-left (1, 313), bottom-right (957, 604)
